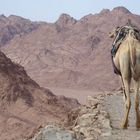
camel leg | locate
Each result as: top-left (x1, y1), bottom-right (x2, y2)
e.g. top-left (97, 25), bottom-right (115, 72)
top-left (120, 76), bottom-right (125, 91)
top-left (134, 79), bottom-right (140, 128)
top-left (119, 76), bottom-right (126, 102)
top-left (120, 77), bottom-right (131, 129)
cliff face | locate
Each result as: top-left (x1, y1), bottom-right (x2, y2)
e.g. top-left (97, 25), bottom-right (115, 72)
top-left (0, 50), bottom-right (79, 140)
top-left (1, 7), bottom-right (140, 91)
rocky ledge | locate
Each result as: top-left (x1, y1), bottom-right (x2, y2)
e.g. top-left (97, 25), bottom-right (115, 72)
top-left (33, 91), bottom-right (140, 140)
top-left (33, 92), bottom-right (112, 140)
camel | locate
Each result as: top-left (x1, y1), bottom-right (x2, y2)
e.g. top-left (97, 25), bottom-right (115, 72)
top-left (110, 26), bottom-right (140, 129)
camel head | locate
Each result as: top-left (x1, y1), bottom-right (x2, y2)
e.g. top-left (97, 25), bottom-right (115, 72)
top-left (109, 27), bottom-right (121, 38)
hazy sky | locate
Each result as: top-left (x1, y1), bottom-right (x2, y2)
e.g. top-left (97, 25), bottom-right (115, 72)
top-left (0, 0), bottom-right (140, 22)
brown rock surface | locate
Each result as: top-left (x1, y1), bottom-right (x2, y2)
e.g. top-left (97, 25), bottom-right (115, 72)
top-left (0, 51), bottom-right (80, 140)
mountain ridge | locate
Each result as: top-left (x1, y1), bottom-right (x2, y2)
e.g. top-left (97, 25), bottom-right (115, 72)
top-left (1, 6), bottom-right (140, 91)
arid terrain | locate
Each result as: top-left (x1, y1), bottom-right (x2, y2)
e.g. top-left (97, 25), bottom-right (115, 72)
top-left (0, 6), bottom-right (140, 140)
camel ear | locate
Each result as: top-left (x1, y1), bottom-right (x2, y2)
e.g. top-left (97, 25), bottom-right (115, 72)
top-left (109, 32), bottom-right (114, 38)
top-left (109, 29), bottom-right (116, 38)
top-left (116, 26), bottom-right (120, 31)
top-left (109, 27), bottom-right (120, 38)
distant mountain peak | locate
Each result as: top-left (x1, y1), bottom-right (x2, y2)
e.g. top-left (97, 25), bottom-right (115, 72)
top-left (8, 15), bottom-right (24, 19)
top-left (100, 9), bottom-right (110, 14)
top-left (8, 15), bottom-right (30, 22)
top-left (112, 6), bottom-right (131, 14)
top-left (0, 14), bottom-right (6, 18)
top-left (56, 13), bottom-right (77, 25)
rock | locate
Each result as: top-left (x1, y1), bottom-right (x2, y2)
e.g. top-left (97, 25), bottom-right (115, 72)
top-left (84, 138), bottom-right (95, 140)
top-left (86, 96), bottom-right (99, 108)
top-left (101, 131), bottom-right (112, 137)
top-left (102, 119), bottom-right (111, 129)
top-left (72, 125), bottom-right (80, 132)
top-left (78, 113), bottom-right (96, 127)
top-left (92, 128), bottom-right (101, 134)
top-left (33, 125), bottom-right (78, 140)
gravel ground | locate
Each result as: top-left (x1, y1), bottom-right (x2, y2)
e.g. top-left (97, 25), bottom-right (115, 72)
top-left (99, 92), bottom-right (140, 140)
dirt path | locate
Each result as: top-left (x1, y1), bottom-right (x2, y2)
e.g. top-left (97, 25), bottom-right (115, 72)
top-left (99, 92), bottom-right (140, 140)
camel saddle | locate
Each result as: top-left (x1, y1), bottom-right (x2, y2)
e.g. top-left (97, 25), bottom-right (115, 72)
top-left (111, 25), bottom-right (140, 57)
top-left (111, 25), bottom-right (140, 75)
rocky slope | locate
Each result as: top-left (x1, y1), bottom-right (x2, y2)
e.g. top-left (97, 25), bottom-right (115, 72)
top-left (33, 93), bottom-right (113, 140)
top-left (33, 91), bottom-right (140, 140)
top-left (1, 6), bottom-right (140, 91)
top-left (0, 50), bottom-right (79, 140)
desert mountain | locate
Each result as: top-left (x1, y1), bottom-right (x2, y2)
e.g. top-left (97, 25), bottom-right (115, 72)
top-left (0, 14), bottom-right (39, 46)
top-left (0, 50), bottom-right (79, 139)
top-left (1, 6), bottom-right (140, 91)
